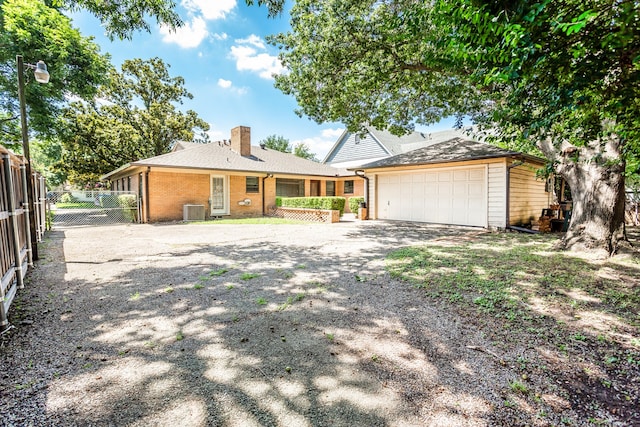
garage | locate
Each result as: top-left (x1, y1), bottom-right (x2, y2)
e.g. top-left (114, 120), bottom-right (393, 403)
top-left (377, 167), bottom-right (487, 227)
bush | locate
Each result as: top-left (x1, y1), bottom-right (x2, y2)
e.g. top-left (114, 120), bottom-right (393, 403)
top-left (117, 194), bottom-right (138, 222)
top-left (279, 196), bottom-right (346, 215)
top-left (59, 193), bottom-right (77, 203)
top-left (348, 197), bottom-right (365, 215)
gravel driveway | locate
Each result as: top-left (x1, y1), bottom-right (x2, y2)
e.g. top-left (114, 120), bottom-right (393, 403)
top-left (2, 220), bottom-right (528, 426)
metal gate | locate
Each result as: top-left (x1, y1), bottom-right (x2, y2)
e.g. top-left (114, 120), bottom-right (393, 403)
top-left (48, 190), bottom-right (139, 228)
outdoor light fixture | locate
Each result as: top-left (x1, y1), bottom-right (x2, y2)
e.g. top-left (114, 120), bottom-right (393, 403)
top-left (32, 60), bottom-right (50, 84)
top-left (17, 55), bottom-right (50, 261)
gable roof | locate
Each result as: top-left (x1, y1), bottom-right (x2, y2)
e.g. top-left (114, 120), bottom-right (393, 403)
top-left (102, 141), bottom-right (354, 180)
top-left (322, 126), bottom-right (470, 165)
top-left (354, 138), bottom-right (543, 169)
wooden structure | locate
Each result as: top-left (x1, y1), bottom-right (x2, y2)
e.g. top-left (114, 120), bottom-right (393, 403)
top-left (0, 145), bottom-right (46, 331)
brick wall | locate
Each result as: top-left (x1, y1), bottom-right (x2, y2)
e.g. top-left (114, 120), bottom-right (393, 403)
top-left (148, 171), bottom-right (210, 221)
top-left (228, 175), bottom-right (263, 218)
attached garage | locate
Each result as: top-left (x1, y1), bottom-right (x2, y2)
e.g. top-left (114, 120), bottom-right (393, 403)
top-left (377, 167), bottom-right (487, 226)
top-left (357, 138), bottom-right (551, 229)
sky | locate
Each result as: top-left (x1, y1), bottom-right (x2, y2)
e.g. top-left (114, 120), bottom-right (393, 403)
top-left (68, 0), bottom-right (459, 160)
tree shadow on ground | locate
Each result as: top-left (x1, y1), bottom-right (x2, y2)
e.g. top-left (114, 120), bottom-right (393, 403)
top-left (1, 222), bottom-right (638, 426)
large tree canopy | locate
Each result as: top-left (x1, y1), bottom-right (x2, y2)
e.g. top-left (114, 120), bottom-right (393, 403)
top-left (270, 0), bottom-right (639, 255)
top-left (60, 57), bottom-right (210, 184)
top-left (0, 0), bottom-right (110, 148)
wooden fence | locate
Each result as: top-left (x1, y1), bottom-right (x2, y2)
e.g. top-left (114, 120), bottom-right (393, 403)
top-left (1, 144), bottom-right (46, 332)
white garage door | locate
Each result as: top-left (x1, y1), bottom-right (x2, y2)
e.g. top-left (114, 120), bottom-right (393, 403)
top-left (377, 167), bottom-right (487, 227)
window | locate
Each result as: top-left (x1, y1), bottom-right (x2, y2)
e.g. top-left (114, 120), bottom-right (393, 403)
top-left (344, 180), bottom-right (354, 194)
top-left (246, 176), bottom-right (259, 193)
top-left (276, 178), bottom-right (305, 197)
top-left (326, 180), bottom-right (336, 196)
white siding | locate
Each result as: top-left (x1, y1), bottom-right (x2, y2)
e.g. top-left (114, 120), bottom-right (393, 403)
top-left (368, 174), bottom-right (376, 219)
top-left (325, 133), bottom-right (389, 165)
top-left (488, 162), bottom-right (507, 229)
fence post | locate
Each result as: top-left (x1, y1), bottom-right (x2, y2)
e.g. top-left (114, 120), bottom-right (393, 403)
top-left (2, 154), bottom-right (24, 290)
top-left (20, 164), bottom-right (33, 267)
top-left (38, 175), bottom-right (46, 236)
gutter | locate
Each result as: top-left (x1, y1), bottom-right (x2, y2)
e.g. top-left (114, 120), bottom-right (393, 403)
top-left (505, 157), bottom-right (525, 230)
top-left (354, 170), bottom-right (370, 219)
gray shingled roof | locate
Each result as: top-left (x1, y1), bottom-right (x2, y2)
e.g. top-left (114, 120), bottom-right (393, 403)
top-left (104, 142), bottom-right (354, 178)
top-left (356, 138), bottom-right (523, 169)
top-left (368, 127), bottom-right (470, 155)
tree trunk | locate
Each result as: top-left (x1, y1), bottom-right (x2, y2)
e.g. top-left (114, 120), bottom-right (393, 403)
top-left (539, 135), bottom-right (627, 257)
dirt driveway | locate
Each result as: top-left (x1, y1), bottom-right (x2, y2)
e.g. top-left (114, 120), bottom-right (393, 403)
top-left (1, 221), bottom-right (568, 426)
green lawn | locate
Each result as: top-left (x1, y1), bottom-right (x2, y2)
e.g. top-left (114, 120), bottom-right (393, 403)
top-left (55, 202), bottom-right (97, 209)
top-left (386, 231), bottom-right (640, 423)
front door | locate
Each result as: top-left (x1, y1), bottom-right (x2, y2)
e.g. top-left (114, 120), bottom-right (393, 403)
top-left (310, 180), bottom-right (320, 196)
top-left (211, 176), bottom-right (228, 215)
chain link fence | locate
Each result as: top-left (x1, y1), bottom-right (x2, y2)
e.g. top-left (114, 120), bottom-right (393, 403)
top-left (48, 190), bottom-right (139, 228)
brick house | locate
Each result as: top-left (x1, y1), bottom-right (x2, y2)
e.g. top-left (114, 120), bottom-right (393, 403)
top-left (101, 126), bottom-right (364, 222)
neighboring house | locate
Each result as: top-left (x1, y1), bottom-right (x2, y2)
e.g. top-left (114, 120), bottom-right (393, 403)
top-left (323, 126), bottom-right (469, 169)
top-left (101, 126), bottom-right (364, 222)
top-left (354, 138), bottom-right (551, 229)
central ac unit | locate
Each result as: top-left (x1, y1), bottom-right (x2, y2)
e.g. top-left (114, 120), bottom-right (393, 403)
top-left (183, 204), bottom-right (205, 221)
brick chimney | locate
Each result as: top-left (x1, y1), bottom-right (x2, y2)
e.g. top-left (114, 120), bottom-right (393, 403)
top-left (230, 126), bottom-right (251, 157)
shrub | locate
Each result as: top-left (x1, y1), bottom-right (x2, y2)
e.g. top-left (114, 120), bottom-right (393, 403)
top-left (117, 194), bottom-right (138, 222)
top-left (59, 193), bottom-right (77, 203)
top-left (348, 197), bottom-right (365, 215)
top-left (279, 196), bottom-right (346, 215)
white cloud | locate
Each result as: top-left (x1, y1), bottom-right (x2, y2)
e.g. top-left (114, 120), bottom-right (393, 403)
top-left (217, 78), bottom-right (232, 88)
top-left (235, 34), bottom-right (265, 49)
top-left (213, 32), bottom-right (228, 41)
top-left (292, 127), bottom-right (345, 160)
top-left (229, 35), bottom-right (284, 79)
top-left (159, 17), bottom-right (208, 48)
top-left (217, 78), bottom-right (248, 95)
top-left (182, 0), bottom-right (236, 20)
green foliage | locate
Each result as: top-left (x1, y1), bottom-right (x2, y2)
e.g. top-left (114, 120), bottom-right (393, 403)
top-left (270, 0), bottom-right (638, 253)
top-left (0, 0), bottom-right (110, 147)
top-left (261, 134), bottom-right (291, 152)
top-left (293, 142), bottom-right (317, 161)
top-left (278, 196), bottom-right (346, 215)
top-left (59, 193), bottom-right (77, 203)
top-left (260, 134), bottom-right (317, 160)
top-left (348, 197), bottom-right (365, 215)
top-left (60, 58), bottom-right (210, 184)
top-left (117, 194), bottom-right (137, 222)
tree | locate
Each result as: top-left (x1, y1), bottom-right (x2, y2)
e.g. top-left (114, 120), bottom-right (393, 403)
top-left (0, 0), bottom-right (111, 149)
top-left (260, 134), bottom-right (317, 160)
top-left (270, 0), bottom-right (639, 256)
top-left (293, 142), bottom-right (317, 161)
top-left (261, 134), bottom-right (291, 152)
top-left (60, 58), bottom-right (210, 184)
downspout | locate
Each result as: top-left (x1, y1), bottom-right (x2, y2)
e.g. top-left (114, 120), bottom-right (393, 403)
top-left (506, 158), bottom-right (524, 231)
top-left (262, 173), bottom-right (273, 216)
top-left (145, 167), bottom-right (151, 223)
top-left (354, 170), bottom-right (369, 219)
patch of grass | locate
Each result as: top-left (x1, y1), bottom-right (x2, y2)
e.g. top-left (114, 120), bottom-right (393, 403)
top-left (256, 297), bottom-right (268, 306)
top-left (385, 232), bottom-right (640, 348)
top-left (164, 286), bottom-right (174, 293)
top-left (193, 283), bottom-right (205, 290)
top-left (129, 291), bottom-right (140, 301)
top-left (509, 380), bottom-right (529, 394)
top-left (15, 380), bottom-right (35, 390)
top-left (296, 264), bottom-right (306, 269)
top-left (325, 333), bottom-right (334, 341)
top-left (209, 268), bottom-right (229, 277)
top-left (176, 331), bottom-right (184, 341)
top-left (277, 292), bottom-right (306, 311)
top-left (241, 272), bottom-right (260, 281)
top-left (55, 202), bottom-right (96, 209)
top-left (226, 284), bottom-right (234, 290)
